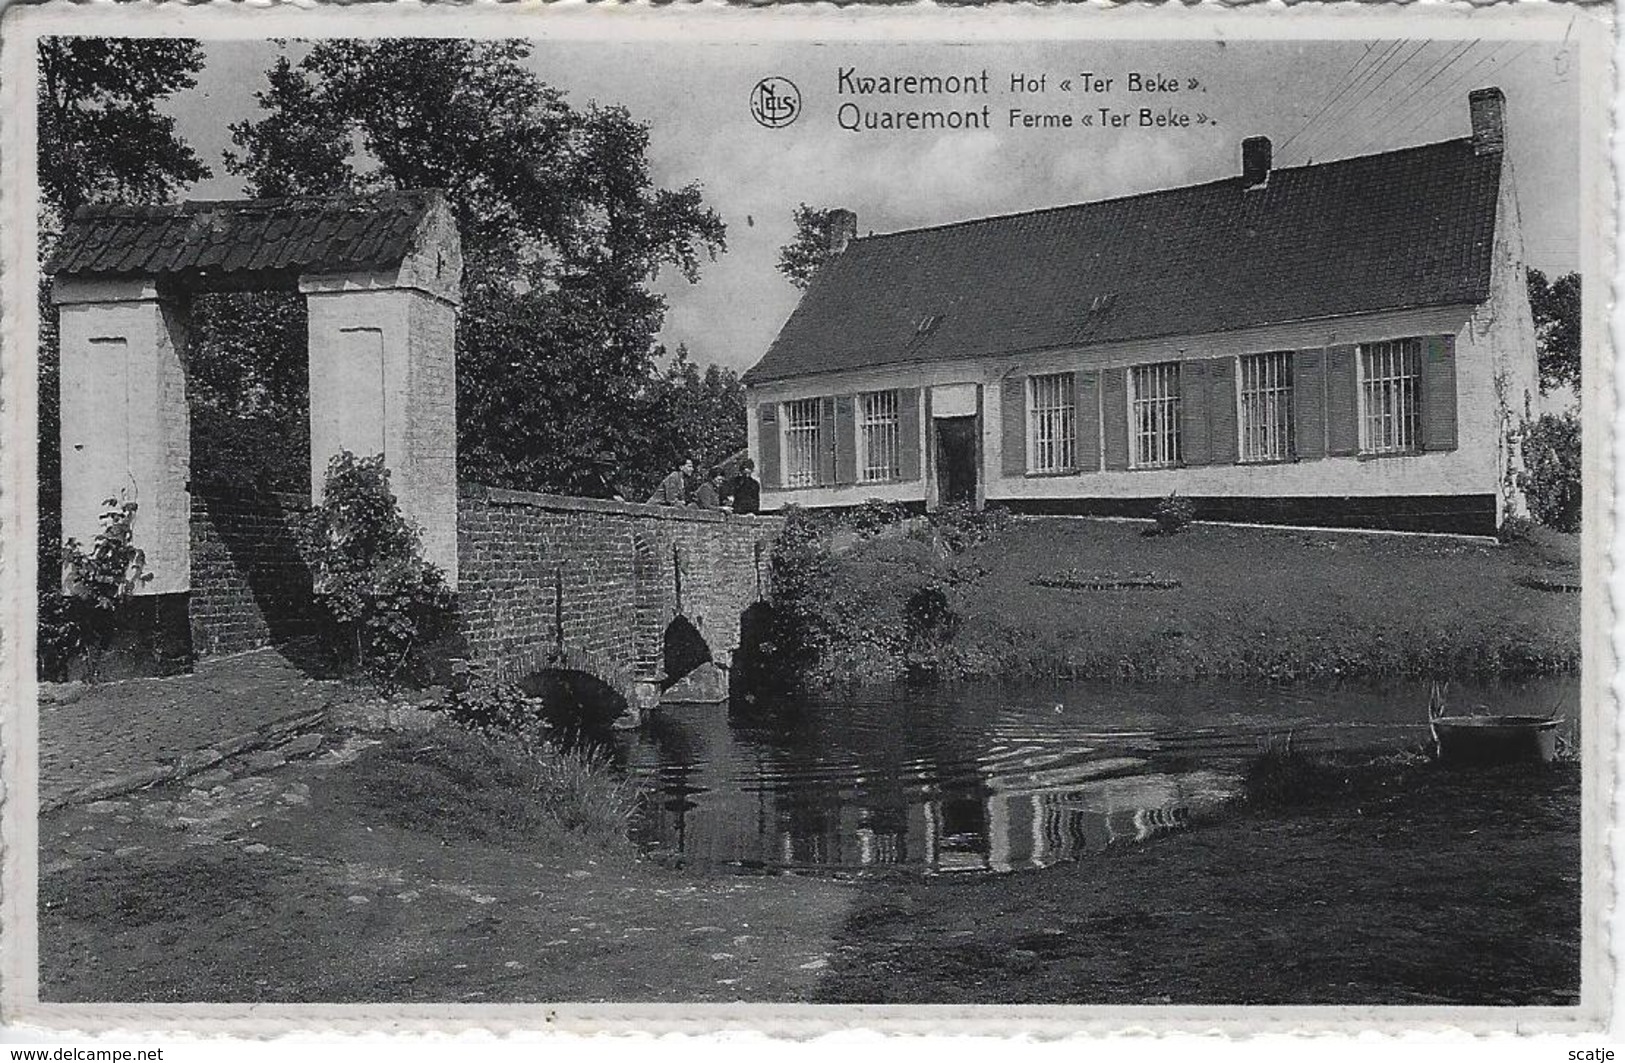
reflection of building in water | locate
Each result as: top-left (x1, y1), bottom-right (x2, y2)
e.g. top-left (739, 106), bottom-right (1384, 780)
top-left (625, 699), bottom-right (1236, 871)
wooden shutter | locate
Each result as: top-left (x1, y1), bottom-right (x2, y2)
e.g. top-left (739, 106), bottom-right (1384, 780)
top-left (897, 388), bottom-right (921, 481)
top-left (1294, 348), bottom-right (1327, 460)
top-left (834, 394), bottom-right (858, 483)
top-left (1075, 370), bottom-right (1101, 472)
top-left (1001, 377), bottom-right (1027, 477)
top-left (1102, 367), bottom-right (1129, 471)
top-left (1181, 361), bottom-right (1211, 466)
top-left (757, 403), bottom-right (781, 489)
top-left (818, 396), bottom-right (837, 485)
top-left (1421, 335), bottom-right (1459, 452)
top-left (1208, 357), bottom-right (1239, 464)
top-left (1326, 344), bottom-right (1359, 456)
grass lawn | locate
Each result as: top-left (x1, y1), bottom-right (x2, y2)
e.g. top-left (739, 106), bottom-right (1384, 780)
top-left (812, 757), bottom-right (1582, 1005)
top-left (938, 518), bottom-right (1580, 681)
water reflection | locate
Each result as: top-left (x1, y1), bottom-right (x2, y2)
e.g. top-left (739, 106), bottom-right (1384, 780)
top-left (617, 677), bottom-right (1577, 874)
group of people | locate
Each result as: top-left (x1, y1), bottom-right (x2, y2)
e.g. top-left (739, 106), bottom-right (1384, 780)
top-left (647, 457), bottom-right (760, 515)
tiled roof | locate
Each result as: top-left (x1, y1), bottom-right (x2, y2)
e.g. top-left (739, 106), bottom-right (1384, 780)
top-left (46, 190), bottom-right (442, 279)
top-left (744, 138), bottom-right (1502, 384)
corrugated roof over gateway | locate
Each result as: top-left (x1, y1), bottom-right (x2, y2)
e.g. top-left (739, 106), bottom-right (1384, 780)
top-left (743, 138), bottom-right (1502, 385)
top-left (46, 190), bottom-right (443, 279)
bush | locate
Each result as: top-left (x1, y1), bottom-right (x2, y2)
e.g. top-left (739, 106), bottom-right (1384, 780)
top-left (845, 498), bottom-right (911, 538)
top-left (445, 680), bottom-right (551, 742)
top-left (1519, 412), bottom-right (1580, 533)
top-left (1497, 514), bottom-right (1536, 544)
top-left (301, 452), bottom-right (455, 692)
top-left (350, 726), bottom-right (640, 853)
top-left (1153, 492), bottom-right (1195, 535)
top-left (1242, 737), bottom-right (1348, 807)
top-left (931, 502), bottom-right (1009, 553)
top-left (49, 499), bottom-right (153, 680)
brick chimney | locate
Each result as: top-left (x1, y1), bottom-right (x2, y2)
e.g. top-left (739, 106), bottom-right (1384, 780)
top-left (1469, 87), bottom-right (1506, 156)
top-left (824, 208), bottom-right (858, 255)
top-left (1241, 136), bottom-right (1272, 189)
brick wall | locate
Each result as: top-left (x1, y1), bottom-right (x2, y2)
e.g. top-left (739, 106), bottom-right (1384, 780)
top-left (184, 482), bottom-right (780, 696)
top-left (188, 486), bottom-right (321, 657)
top-left (456, 486), bottom-right (781, 694)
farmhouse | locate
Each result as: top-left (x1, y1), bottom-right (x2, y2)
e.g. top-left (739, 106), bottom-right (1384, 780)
top-left (741, 88), bottom-right (1538, 534)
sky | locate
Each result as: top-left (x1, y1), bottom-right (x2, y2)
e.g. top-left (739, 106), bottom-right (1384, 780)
top-left (171, 37), bottom-right (1581, 375)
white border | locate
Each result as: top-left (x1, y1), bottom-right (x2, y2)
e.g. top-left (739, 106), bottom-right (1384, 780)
top-left (0, 0), bottom-right (1615, 1040)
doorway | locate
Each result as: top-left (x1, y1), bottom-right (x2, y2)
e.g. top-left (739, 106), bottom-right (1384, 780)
top-left (934, 416), bottom-right (979, 507)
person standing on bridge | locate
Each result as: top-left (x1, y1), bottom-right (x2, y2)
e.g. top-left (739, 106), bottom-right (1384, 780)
top-left (649, 457), bottom-right (695, 506)
top-left (695, 467), bottom-right (729, 511)
top-left (731, 458), bottom-right (760, 516)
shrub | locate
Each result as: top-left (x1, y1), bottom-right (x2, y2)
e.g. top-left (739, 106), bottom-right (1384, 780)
top-left (1153, 492), bottom-right (1195, 535)
top-left (845, 498), bottom-right (911, 537)
top-left (350, 726), bottom-right (640, 853)
top-left (1519, 412), bottom-right (1580, 533)
top-left (301, 452), bottom-right (455, 692)
top-left (51, 498), bottom-right (153, 679)
top-left (445, 680), bottom-right (551, 742)
top-left (1242, 736), bottom-right (1347, 807)
top-left (1497, 514), bottom-right (1536, 544)
top-left (931, 501), bottom-right (1010, 553)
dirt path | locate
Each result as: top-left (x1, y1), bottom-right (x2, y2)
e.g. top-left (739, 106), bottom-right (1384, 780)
top-left (41, 736), bottom-right (855, 1003)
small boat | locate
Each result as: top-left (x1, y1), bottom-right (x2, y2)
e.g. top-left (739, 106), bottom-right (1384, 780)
top-left (1428, 682), bottom-right (1561, 765)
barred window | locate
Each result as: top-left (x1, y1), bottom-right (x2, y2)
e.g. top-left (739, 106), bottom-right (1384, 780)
top-left (1131, 362), bottom-right (1182, 468)
top-left (1359, 339), bottom-right (1422, 455)
top-left (1239, 352), bottom-right (1294, 462)
top-left (782, 398), bottom-right (824, 487)
top-left (1028, 373), bottom-right (1076, 473)
top-left (859, 390), bottom-right (901, 482)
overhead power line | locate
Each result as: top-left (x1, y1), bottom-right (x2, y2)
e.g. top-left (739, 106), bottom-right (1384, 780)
top-left (1273, 40), bottom-right (1388, 160)
top-left (1344, 40), bottom-right (1480, 157)
top-left (1386, 41), bottom-right (1534, 147)
top-left (1277, 39), bottom-right (1431, 167)
top-left (1274, 40), bottom-right (1402, 162)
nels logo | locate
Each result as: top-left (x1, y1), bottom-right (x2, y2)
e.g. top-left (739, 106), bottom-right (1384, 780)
top-left (750, 77), bottom-right (801, 129)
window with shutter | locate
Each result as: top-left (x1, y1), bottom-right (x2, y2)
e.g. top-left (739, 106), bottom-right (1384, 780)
top-left (782, 398), bottom-right (824, 487)
top-left (1358, 339), bottom-right (1423, 455)
top-left (1028, 372), bottom-right (1076, 473)
top-left (1239, 351), bottom-right (1295, 462)
top-left (858, 390), bottom-right (901, 481)
top-left (1130, 362), bottom-right (1182, 468)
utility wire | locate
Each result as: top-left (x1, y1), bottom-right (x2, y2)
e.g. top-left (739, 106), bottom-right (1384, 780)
top-left (1385, 41), bottom-right (1528, 147)
top-left (1343, 40), bottom-right (1480, 157)
top-left (1273, 40), bottom-right (1388, 160)
top-left (1274, 40), bottom-right (1403, 163)
top-left (1278, 40), bottom-right (1430, 167)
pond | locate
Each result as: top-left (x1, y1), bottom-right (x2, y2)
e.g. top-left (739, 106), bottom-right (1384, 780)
top-left (617, 676), bottom-right (1578, 874)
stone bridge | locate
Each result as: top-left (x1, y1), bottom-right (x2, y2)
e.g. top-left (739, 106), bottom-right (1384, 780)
top-left (47, 190), bottom-right (779, 722)
top-left (456, 486), bottom-right (780, 720)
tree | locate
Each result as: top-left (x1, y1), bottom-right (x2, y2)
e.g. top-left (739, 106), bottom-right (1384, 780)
top-left (224, 39), bottom-right (728, 494)
top-left (36, 38), bottom-right (210, 678)
top-left (37, 38), bottom-right (210, 226)
top-left (627, 345), bottom-right (747, 494)
top-left (776, 203), bottom-right (842, 290)
top-left (1528, 268), bottom-right (1581, 394)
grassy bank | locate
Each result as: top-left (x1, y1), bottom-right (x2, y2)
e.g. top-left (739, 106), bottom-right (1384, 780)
top-left (773, 511), bottom-right (1580, 685)
top-left (41, 724), bottom-right (854, 1002)
top-left (812, 755), bottom-right (1581, 1005)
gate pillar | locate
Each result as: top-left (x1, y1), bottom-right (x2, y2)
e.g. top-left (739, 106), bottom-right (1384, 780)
top-left (53, 277), bottom-right (191, 595)
top-left (300, 191), bottom-right (462, 584)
